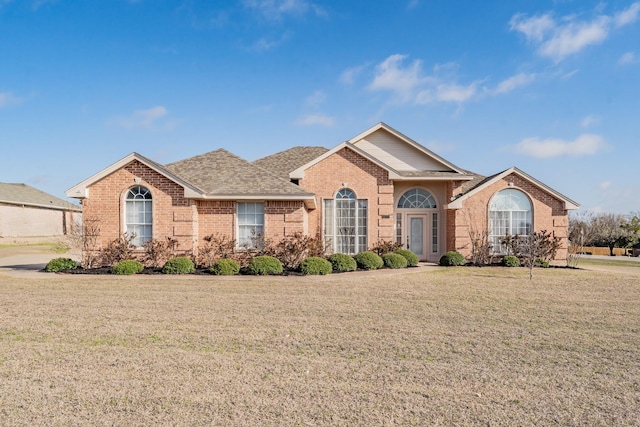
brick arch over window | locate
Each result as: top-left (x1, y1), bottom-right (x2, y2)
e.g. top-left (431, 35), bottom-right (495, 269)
top-left (125, 185), bottom-right (153, 247)
top-left (488, 188), bottom-right (532, 254)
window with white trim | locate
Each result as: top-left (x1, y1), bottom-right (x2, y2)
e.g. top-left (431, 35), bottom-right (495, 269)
top-left (125, 186), bottom-right (152, 247)
top-left (324, 189), bottom-right (367, 254)
top-left (489, 189), bottom-right (532, 254)
top-left (237, 202), bottom-right (264, 248)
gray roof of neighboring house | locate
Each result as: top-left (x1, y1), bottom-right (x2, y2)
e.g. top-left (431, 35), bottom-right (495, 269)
top-left (0, 182), bottom-right (82, 211)
top-left (165, 149), bottom-right (315, 196)
top-left (252, 146), bottom-right (329, 181)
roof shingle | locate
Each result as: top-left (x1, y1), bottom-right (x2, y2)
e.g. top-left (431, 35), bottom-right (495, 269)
top-left (0, 183), bottom-right (81, 211)
top-left (165, 149), bottom-right (314, 197)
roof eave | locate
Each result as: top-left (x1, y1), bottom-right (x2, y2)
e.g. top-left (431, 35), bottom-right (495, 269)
top-left (65, 152), bottom-right (205, 199)
top-left (195, 194), bottom-right (317, 210)
top-left (391, 175), bottom-right (476, 181)
top-left (0, 199), bottom-right (82, 212)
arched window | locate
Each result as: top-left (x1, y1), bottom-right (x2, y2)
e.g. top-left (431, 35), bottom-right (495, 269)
top-left (489, 188), bottom-right (532, 254)
top-left (324, 188), bottom-right (367, 254)
top-left (397, 188), bottom-right (437, 209)
top-left (125, 186), bottom-right (152, 247)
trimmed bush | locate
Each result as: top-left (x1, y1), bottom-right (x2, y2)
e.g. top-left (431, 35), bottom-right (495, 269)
top-left (247, 255), bottom-right (283, 275)
top-left (44, 257), bottom-right (78, 272)
top-left (300, 256), bottom-right (332, 275)
top-left (382, 253), bottom-right (408, 269)
top-left (502, 255), bottom-right (520, 267)
top-left (439, 251), bottom-right (466, 266)
top-left (209, 259), bottom-right (240, 275)
top-left (394, 249), bottom-right (419, 267)
top-left (112, 259), bottom-right (144, 275)
top-left (162, 256), bottom-right (195, 274)
top-left (327, 253), bottom-right (357, 273)
top-left (353, 251), bottom-right (384, 270)
top-left (535, 258), bottom-right (550, 268)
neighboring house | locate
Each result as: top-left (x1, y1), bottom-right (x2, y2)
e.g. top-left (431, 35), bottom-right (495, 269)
top-left (0, 182), bottom-right (82, 238)
top-left (66, 123), bottom-right (579, 262)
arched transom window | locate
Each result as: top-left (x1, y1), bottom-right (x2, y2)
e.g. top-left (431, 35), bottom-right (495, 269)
top-left (489, 188), bottom-right (532, 254)
top-left (324, 188), bottom-right (367, 255)
top-left (125, 185), bottom-right (152, 247)
top-left (397, 189), bottom-right (437, 209)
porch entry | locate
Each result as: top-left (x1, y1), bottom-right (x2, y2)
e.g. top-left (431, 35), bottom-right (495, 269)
top-left (395, 189), bottom-right (440, 262)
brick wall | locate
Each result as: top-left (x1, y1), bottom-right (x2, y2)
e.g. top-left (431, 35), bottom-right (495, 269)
top-left (298, 147), bottom-right (394, 249)
top-left (195, 200), bottom-right (306, 246)
top-left (452, 173), bottom-right (570, 260)
top-left (83, 161), bottom-right (197, 254)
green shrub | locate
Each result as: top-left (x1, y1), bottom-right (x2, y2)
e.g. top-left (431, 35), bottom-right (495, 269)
top-left (382, 253), bottom-right (408, 269)
top-left (247, 255), bottom-right (283, 275)
top-left (162, 256), bottom-right (195, 274)
top-left (394, 249), bottom-right (419, 267)
top-left (353, 251), bottom-right (384, 270)
top-left (439, 251), bottom-right (466, 266)
top-left (502, 255), bottom-right (520, 267)
top-left (209, 259), bottom-right (240, 275)
top-left (300, 257), bottom-right (332, 275)
top-left (44, 257), bottom-right (78, 272)
top-left (327, 253), bottom-right (357, 273)
top-left (112, 259), bottom-right (144, 275)
top-left (535, 257), bottom-right (550, 268)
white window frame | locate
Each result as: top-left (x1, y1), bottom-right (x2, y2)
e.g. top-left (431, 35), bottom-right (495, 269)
top-left (488, 188), bottom-right (533, 254)
top-left (125, 185), bottom-right (153, 247)
top-left (237, 202), bottom-right (265, 249)
top-left (324, 189), bottom-right (367, 255)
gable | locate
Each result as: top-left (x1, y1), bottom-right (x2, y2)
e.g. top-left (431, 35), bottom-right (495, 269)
top-left (447, 167), bottom-right (579, 211)
top-left (351, 128), bottom-right (452, 172)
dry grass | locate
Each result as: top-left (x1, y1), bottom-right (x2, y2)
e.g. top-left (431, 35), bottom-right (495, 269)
top-left (1, 267), bottom-right (639, 426)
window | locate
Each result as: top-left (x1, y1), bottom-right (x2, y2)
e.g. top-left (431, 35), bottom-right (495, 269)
top-left (324, 189), bottom-right (367, 254)
top-left (125, 186), bottom-right (152, 247)
top-left (489, 189), bottom-right (532, 254)
top-left (237, 202), bottom-right (264, 248)
top-left (397, 188), bottom-right (437, 209)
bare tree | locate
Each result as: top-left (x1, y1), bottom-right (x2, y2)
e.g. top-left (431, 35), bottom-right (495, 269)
top-left (68, 215), bottom-right (102, 269)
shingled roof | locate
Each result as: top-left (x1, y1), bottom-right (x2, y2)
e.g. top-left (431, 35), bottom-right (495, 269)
top-left (252, 146), bottom-right (329, 181)
top-left (165, 149), bottom-right (315, 197)
top-left (0, 183), bottom-right (81, 211)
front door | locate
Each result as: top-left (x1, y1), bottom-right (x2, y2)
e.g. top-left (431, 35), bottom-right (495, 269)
top-left (406, 214), bottom-right (428, 261)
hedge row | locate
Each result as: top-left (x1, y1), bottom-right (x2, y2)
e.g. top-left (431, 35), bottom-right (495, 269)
top-left (44, 248), bottom-right (421, 276)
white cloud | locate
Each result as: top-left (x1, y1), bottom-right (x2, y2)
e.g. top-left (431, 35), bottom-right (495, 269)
top-left (368, 54), bottom-right (486, 106)
top-left (296, 114), bottom-right (335, 127)
top-left (369, 54), bottom-right (431, 102)
top-left (434, 82), bottom-right (479, 103)
top-left (243, 0), bottom-right (325, 21)
top-left (580, 114), bottom-right (601, 128)
top-left (513, 134), bottom-right (607, 158)
top-left (619, 51), bottom-right (638, 65)
top-left (509, 13), bottom-right (555, 42)
top-left (492, 72), bottom-right (536, 95)
top-left (340, 64), bottom-right (366, 85)
top-left (614, 2), bottom-right (640, 27)
top-left (510, 3), bottom-right (640, 61)
top-left (599, 181), bottom-right (612, 190)
top-left (110, 106), bottom-right (178, 131)
top-left (305, 90), bottom-right (326, 107)
top-left (0, 92), bottom-right (23, 107)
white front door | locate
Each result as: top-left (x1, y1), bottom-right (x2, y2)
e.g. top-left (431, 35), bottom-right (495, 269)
top-left (406, 214), bottom-right (428, 261)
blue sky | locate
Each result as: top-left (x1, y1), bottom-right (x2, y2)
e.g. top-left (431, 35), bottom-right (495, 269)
top-left (1, 0), bottom-right (638, 214)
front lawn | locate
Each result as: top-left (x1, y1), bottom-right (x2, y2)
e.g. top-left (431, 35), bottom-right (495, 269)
top-left (0, 267), bottom-right (638, 425)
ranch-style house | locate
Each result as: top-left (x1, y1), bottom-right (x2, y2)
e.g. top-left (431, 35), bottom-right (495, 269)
top-left (66, 123), bottom-right (579, 262)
